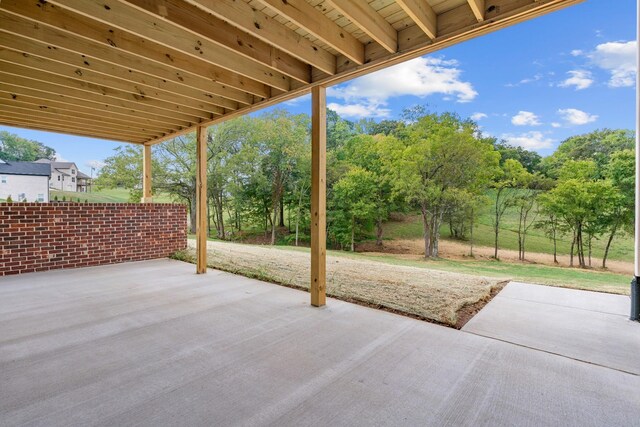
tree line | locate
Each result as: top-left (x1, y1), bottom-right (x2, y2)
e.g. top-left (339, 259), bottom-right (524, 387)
top-left (96, 108), bottom-right (635, 269)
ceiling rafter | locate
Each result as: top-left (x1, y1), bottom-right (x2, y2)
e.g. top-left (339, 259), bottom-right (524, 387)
top-left (324, 0), bottom-right (398, 53)
top-left (395, 0), bottom-right (438, 39)
top-left (184, 0), bottom-right (336, 75)
top-left (467, 0), bottom-right (486, 22)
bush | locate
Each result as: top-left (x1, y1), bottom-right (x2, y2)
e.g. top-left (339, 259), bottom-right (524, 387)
top-left (6, 195), bottom-right (12, 203)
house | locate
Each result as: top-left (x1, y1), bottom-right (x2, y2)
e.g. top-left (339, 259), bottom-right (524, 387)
top-left (35, 159), bottom-right (92, 192)
top-left (0, 159), bottom-right (51, 202)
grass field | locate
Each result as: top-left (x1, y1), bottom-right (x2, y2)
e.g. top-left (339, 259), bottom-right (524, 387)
top-left (51, 188), bottom-right (174, 203)
top-left (382, 189), bottom-right (634, 263)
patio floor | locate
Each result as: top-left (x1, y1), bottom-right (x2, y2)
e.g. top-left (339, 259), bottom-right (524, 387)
top-left (1, 259), bottom-right (639, 426)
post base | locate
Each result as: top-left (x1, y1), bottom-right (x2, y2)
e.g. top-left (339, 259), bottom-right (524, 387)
top-left (631, 277), bottom-right (640, 321)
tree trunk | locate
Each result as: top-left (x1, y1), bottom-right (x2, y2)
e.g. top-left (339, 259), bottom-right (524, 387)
top-left (271, 199), bottom-right (278, 245)
top-left (376, 217), bottom-right (383, 246)
top-left (279, 196), bottom-right (285, 227)
top-left (295, 188), bottom-right (303, 247)
top-left (569, 231), bottom-right (575, 267)
top-left (552, 226), bottom-right (558, 264)
top-left (350, 216), bottom-right (355, 252)
top-left (189, 195), bottom-right (197, 234)
top-left (602, 225), bottom-right (617, 269)
top-left (421, 203), bottom-right (431, 258)
top-left (469, 210), bottom-right (474, 257)
top-left (493, 189), bottom-right (501, 259)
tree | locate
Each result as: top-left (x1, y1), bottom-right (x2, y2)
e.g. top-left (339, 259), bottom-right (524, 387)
top-left (494, 141), bottom-right (542, 173)
top-left (95, 145), bottom-right (145, 202)
top-left (384, 112), bottom-right (499, 258)
top-left (330, 167), bottom-right (377, 251)
top-left (491, 159), bottom-right (530, 259)
top-left (253, 111), bottom-right (309, 244)
top-left (0, 131), bottom-right (56, 162)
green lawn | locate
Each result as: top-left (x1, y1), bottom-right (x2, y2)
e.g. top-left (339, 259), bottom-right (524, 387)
top-left (383, 189), bottom-right (634, 263)
top-left (51, 188), bottom-right (174, 203)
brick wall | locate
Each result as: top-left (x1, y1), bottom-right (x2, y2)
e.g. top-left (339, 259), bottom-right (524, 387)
top-left (0, 203), bottom-right (187, 276)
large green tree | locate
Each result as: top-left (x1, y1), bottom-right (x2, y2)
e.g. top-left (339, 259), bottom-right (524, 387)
top-left (383, 112), bottom-right (499, 258)
top-left (0, 131), bottom-right (56, 162)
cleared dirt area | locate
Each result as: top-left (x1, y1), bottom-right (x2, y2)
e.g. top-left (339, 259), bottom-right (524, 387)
top-left (184, 240), bottom-right (504, 327)
top-left (359, 238), bottom-right (635, 276)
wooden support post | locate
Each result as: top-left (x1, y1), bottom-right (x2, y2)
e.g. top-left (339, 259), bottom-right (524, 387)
top-left (310, 86), bottom-right (327, 307)
top-left (141, 144), bottom-right (153, 203)
top-left (196, 125), bottom-right (208, 274)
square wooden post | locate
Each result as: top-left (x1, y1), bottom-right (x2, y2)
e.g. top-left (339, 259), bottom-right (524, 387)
top-left (196, 125), bottom-right (208, 274)
top-left (311, 86), bottom-right (327, 307)
top-left (141, 144), bottom-right (152, 203)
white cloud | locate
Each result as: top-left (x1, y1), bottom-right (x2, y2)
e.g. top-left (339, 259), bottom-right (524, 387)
top-left (327, 102), bottom-right (391, 119)
top-left (590, 40), bottom-right (637, 87)
top-left (85, 160), bottom-right (105, 170)
top-left (329, 56), bottom-right (477, 103)
top-left (54, 153), bottom-right (68, 162)
top-left (557, 108), bottom-right (598, 125)
top-left (570, 49), bottom-right (583, 57)
top-left (502, 131), bottom-right (554, 150)
top-left (506, 73), bottom-right (542, 87)
top-left (511, 111), bottom-right (541, 126)
top-left (283, 93), bottom-right (310, 106)
top-left (470, 112), bottom-right (487, 121)
top-left (559, 70), bottom-right (594, 90)
top-left (551, 122), bottom-right (562, 128)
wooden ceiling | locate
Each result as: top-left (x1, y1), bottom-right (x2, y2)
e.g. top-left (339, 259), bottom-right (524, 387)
top-left (0, 0), bottom-right (582, 145)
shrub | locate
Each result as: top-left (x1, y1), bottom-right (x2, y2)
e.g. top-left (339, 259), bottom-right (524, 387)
top-left (6, 195), bottom-right (12, 203)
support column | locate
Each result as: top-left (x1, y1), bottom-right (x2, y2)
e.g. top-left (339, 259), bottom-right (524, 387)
top-left (141, 144), bottom-right (152, 203)
top-left (311, 86), bottom-right (327, 307)
top-left (196, 125), bottom-right (208, 274)
top-left (632, 0), bottom-right (640, 320)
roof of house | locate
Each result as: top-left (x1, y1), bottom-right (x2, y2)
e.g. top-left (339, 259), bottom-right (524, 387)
top-left (0, 161), bottom-right (51, 177)
top-left (76, 171), bottom-right (91, 179)
top-left (36, 159), bottom-right (77, 170)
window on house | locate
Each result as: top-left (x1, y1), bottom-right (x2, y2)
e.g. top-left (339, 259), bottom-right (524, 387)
top-left (72, 169), bottom-right (76, 175)
top-left (72, 177), bottom-right (75, 183)
top-left (18, 193), bottom-right (26, 202)
top-left (57, 175), bottom-right (61, 181)
top-left (37, 194), bottom-right (44, 202)
top-left (1, 176), bottom-right (6, 184)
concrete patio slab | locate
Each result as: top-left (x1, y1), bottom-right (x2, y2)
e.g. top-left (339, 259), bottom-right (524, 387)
top-left (1, 261), bottom-right (639, 426)
top-left (463, 281), bottom-right (640, 375)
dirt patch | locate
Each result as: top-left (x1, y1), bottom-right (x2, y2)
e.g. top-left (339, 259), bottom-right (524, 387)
top-left (360, 238), bottom-right (635, 276)
top-left (454, 281), bottom-right (508, 329)
top-left (184, 240), bottom-right (504, 327)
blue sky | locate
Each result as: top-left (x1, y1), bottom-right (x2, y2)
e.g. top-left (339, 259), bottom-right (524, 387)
top-left (1, 0), bottom-right (636, 174)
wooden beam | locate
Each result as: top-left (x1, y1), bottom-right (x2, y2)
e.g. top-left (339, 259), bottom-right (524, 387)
top-left (0, 48), bottom-right (225, 118)
top-left (0, 62), bottom-right (211, 123)
top-left (467, 0), bottom-right (486, 22)
top-left (396, 0), bottom-right (438, 39)
top-left (255, 0), bottom-right (365, 65)
top-left (195, 125), bottom-right (208, 274)
top-left (125, 0), bottom-right (311, 84)
top-left (0, 85), bottom-right (178, 132)
top-left (310, 85), bottom-right (326, 307)
top-left (0, 72), bottom-right (194, 128)
top-left (325, 0), bottom-right (398, 53)
top-left (142, 144), bottom-right (153, 203)
top-left (0, 0), bottom-right (270, 99)
top-left (0, 117), bottom-right (147, 143)
top-left (0, 102), bottom-right (161, 139)
top-left (185, 0), bottom-right (335, 75)
top-left (47, 0), bottom-right (293, 91)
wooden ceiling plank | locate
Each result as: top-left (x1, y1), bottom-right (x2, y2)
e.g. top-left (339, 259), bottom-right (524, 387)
top-left (46, 0), bottom-right (292, 91)
top-left (254, 0), bottom-right (365, 65)
top-left (0, 75), bottom-right (192, 129)
top-left (0, 0), bottom-right (270, 99)
top-left (0, 67), bottom-right (207, 126)
top-left (0, 103), bottom-right (162, 138)
top-left (324, 0), bottom-right (398, 53)
top-left (184, 0), bottom-right (335, 75)
top-left (124, 0), bottom-right (311, 84)
top-left (0, 117), bottom-right (150, 143)
top-left (0, 91), bottom-right (174, 134)
top-left (0, 61), bottom-right (215, 122)
top-left (0, 43), bottom-right (231, 114)
top-left (396, 0), bottom-right (438, 39)
top-left (467, 0), bottom-right (486, 22)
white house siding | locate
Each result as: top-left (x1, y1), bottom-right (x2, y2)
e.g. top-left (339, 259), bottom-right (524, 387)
top-left (50, 170), bottom-right (76, 192)
top-left (0, 174), bottom-right (49, 202)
